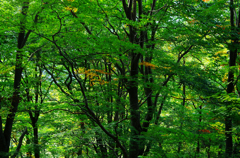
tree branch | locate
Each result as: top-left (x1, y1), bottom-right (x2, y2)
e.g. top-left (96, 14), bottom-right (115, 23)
top-left (11, 127), bottom-right (28, 158)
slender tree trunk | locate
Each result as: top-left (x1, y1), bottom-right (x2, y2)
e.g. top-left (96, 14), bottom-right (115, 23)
top-left (196, 105), bottom-right (202, 158)
top-left (225, 0), bottom-right (238, 157)
top-left (29, 109), bottom-right (40, 158)
top-left (0, 1), bottom-right (30, 157)
top-left (11, 127), bottom-right (28, 158)
top-left (128, 52), bottom-right (141, 158)
top-left (26, 134), bottom-right (32, 158)
top-left (128, 19), bottom-right (141, 158)
top-left (33, 122), bottom-right (40, 158)
top-left (178, 67), bottom-right (186, 156)
top-left (121, 1), bottom-right (142, 157)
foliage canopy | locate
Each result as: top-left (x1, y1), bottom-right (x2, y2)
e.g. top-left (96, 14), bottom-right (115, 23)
top-left (0, 0), bottom-right (240, 158)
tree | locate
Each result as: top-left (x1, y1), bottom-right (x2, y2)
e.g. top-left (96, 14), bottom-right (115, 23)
top-left (1, 0), bottom-right (240, 157)
top-left (0, 1), bottom-right (31, 157)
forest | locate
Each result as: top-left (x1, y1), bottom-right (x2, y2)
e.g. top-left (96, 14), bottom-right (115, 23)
top-left (0, 0), bottom-right (240, 157)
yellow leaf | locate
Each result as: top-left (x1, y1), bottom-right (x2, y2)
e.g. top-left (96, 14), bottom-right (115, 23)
top-left (72, 8), bottom-right (78, 13)
top-left (139, 61), bottom-right (157, 69)
top-left (64, 6), bottom-right (78, 13)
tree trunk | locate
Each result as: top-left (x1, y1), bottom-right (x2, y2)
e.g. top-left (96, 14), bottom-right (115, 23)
top-left (225, 0), bottom-right (238, 157)
top-left (33, 122), bottom-right (40, 158)
top-left (128, 52), bottom-right (141, 158)
top-left (0, 1), bottom-right (30, 156)
top-left (121, 1), bottom-right (142, 157)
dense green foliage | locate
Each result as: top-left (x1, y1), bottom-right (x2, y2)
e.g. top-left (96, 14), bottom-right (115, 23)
top-left (0, 0), bottom-right (240, 157)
